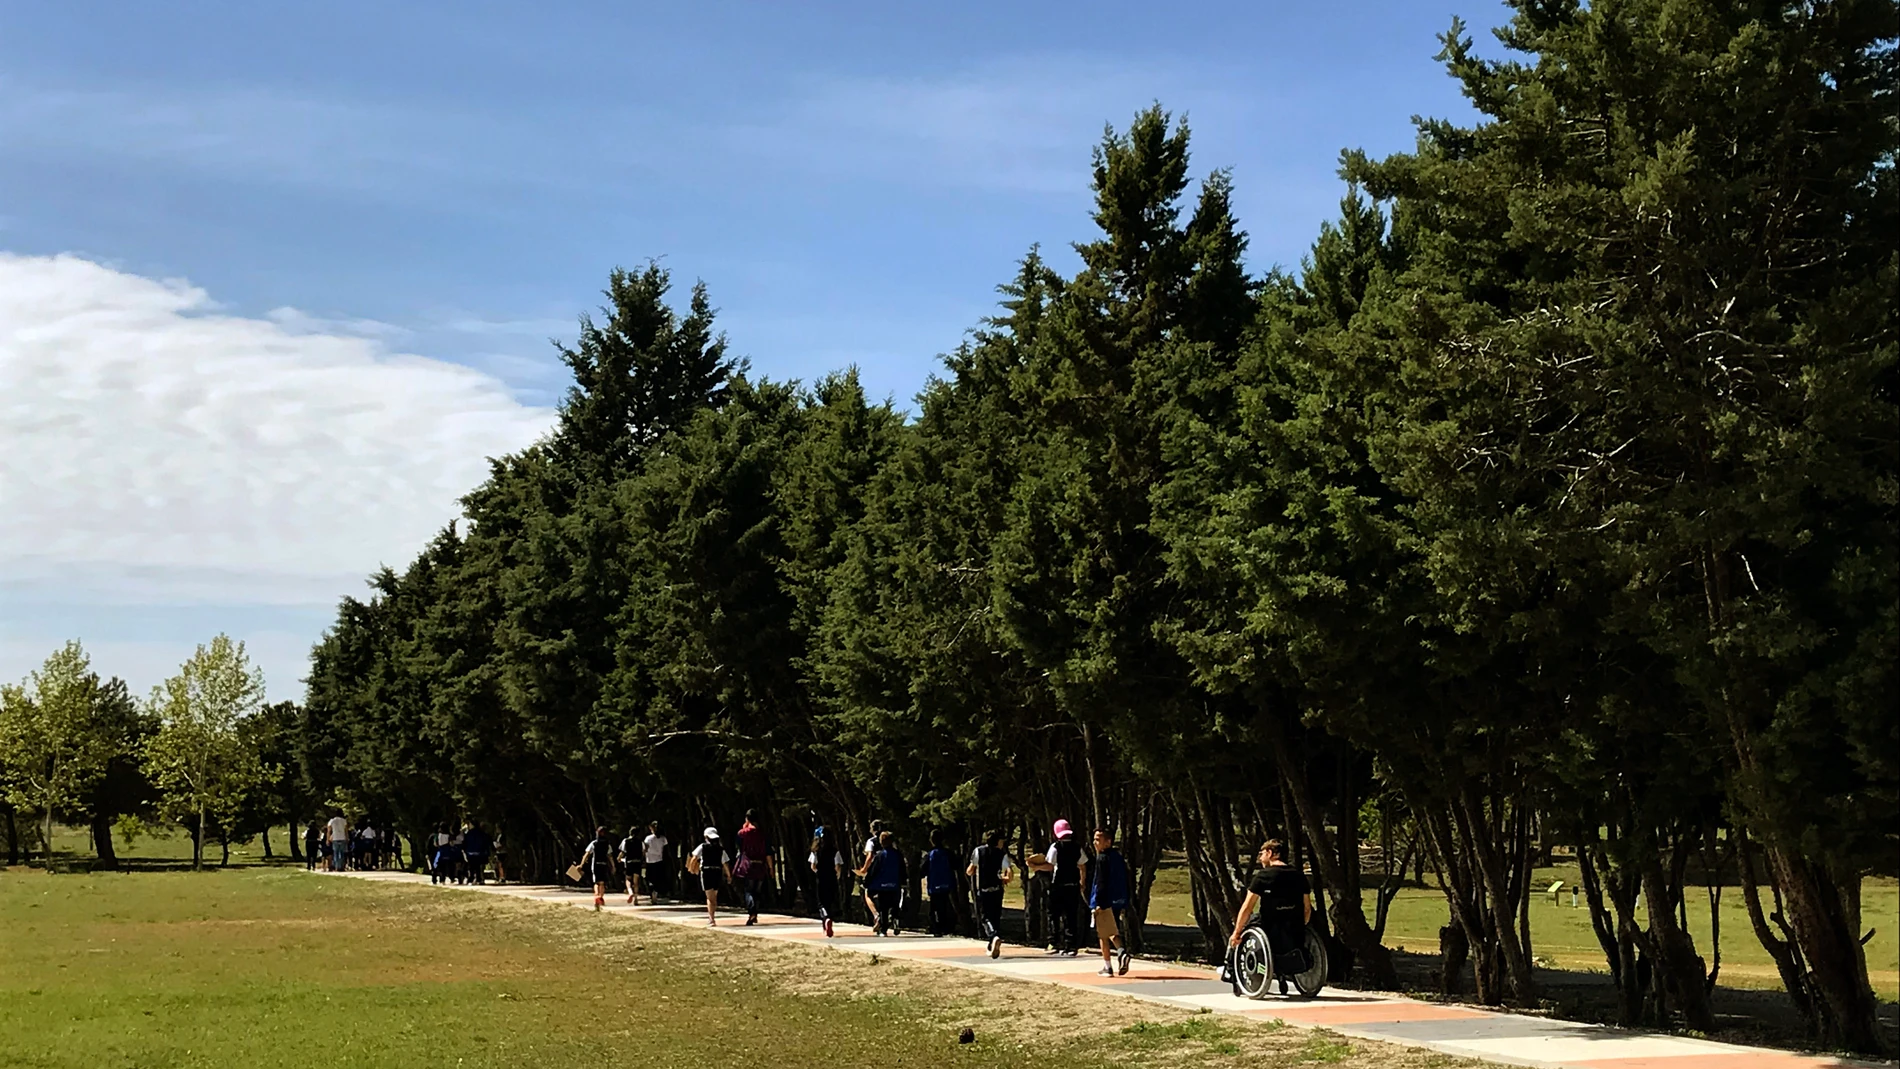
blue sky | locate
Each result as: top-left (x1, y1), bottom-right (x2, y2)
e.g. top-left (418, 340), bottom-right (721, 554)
top-left (1, 1), bottom-right (1506, 699)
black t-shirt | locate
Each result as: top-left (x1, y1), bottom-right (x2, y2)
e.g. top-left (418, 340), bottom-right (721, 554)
top-left (1247, 864), bottom-right (1310, 917)
top-left (973, 844), bottom-right (1007, 892)
top-left (1047, 838), bottom-right (1084, 887)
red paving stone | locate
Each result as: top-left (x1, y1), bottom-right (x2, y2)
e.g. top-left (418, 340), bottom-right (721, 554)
top-left (1255, 1002), bottom-right (1493, 1025)
top-left (889, 945), bottom-right (998, 959)
top-left (1054, 970), bottom-right (1213, 986)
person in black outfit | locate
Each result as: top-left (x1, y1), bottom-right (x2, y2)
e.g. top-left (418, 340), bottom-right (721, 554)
top-left (579, 826), bottom-right (617, 911)
top-left (809, 825), bottom-right (845, 938)
top-left (1041, 819), bottom-right (1087, 956)
top-left (1228, 839), bottom-right (1313, 971)
top-left (966, 828), bottom-right (1014, 958)
top-left (461, 824), bottom-right (491, 884)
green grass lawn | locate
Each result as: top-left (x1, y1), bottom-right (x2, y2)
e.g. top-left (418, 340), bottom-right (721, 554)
top-left (1142, 862), bottom-right (1900, 1000)
top-left (0, 863), bottom-right (1473, 1069)
top-left (43, 822), bottom-right (314, 867)
top-left (0, 867), bottom-right (1044, 1069)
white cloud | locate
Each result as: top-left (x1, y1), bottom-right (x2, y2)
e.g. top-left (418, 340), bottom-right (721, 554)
top-left (0, 253), bottom-right (556, 606)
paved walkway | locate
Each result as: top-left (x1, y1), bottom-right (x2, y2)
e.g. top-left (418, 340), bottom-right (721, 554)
top-left (327, 870), bottom-right (1876, 1069)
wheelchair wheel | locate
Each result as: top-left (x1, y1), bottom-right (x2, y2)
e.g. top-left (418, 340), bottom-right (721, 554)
top-left (1290, 928), bottom-right (1329, 998)
top-left (1233, 927), bottom-right (1275, 1000)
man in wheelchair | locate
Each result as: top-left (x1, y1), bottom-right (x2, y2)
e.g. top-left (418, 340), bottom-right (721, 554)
top-left (1224, 838), bottom-right (1325, 998)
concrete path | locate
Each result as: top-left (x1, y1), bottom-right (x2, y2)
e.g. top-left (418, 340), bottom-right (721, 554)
top-left (326, 870), bottom-right (1876, 1069)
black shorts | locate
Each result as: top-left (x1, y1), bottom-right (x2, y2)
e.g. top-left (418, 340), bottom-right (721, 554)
top-left (701, 870), bottom-right (725, 892)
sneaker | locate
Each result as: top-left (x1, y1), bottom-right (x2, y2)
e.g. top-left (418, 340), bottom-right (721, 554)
top-left (1117, 947), bottom-right (1131, 975)
top-left (1062, 949), bottom-right (1078, 958)
top-left (1044, 946), bottom-right (1062, 956)
top-left (988, 936), bottom-right (1002, 959)
top-left (1097, 964), bottom-right (1115, 977)
top-left (823, 917), bottom-right (835, 938)
top-left (745, 916), bottom-right (757, 926)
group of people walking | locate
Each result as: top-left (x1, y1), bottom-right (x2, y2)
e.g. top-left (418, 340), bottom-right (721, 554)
top-left (300, 813), bottom-right (513, 886)
top-left (573, 813), bottom-right (1138, 974)
top-left (427, 823), bottom-right (496, 884)
top-left (303, 813), bottom-right (399, 872)
top-left (577, 821), bottom-right (676, 910)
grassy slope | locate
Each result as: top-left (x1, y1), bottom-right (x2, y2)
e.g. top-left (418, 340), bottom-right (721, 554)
top-left (0, 865), bottom-right (1477, 1069)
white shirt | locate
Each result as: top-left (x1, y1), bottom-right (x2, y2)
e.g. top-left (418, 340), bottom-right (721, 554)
top-left (642, 833), bottom-right (669, 864)
top-left (327, 816), bottom-right (348, 841)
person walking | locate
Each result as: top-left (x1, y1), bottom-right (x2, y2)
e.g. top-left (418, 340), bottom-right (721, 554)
top-left (429, 824), bottom-right (455, 884)
top-left (734, 810), bottom-right (775, 926)
top-left (1089, 826), bottom-right (1133, 976)
top-left (640, 823), bottom-right (669, 902)
top-left (302, 822), bottom-right (322, 871)
top-left (923, 829), bottom-right (959, 936)
top-left (462, 824), bottom-right (491, 885)
top-left (966, 828), bottom-right (1014, 958)
top-left (1043, 819), bottom-right (1086, 956)
top-left (809, 825), bottom-right (846, 938)
top-left (690, 827), bottom-right (731, 926)
top-left (326, 812), bottom-right (349, 873)
top-left (579, 826), bottom-right (617, 911)
top-left (859, 819), bottom-right (884, 920)
top-left (861, 830), bottom-right (908, 936)
top-left (617, 826), bottom-right (644, 904)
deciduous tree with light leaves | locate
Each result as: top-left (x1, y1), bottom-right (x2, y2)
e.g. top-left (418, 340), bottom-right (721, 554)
top-left (144, 635), bottom-right (268, 869)
top-left (0, 641), bottom-right (120, 867)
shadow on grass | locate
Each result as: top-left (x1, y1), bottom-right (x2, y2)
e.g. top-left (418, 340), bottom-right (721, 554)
top-left (5, 853), bottom-right (317, 875)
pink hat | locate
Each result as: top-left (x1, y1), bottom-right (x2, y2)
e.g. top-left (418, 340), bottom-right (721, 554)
top-left (1052, 819), bottom-right (1073, 839)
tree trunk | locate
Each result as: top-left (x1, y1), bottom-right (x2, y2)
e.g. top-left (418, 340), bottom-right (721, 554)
top-left (1737, 832), bottom-right (1815, 1024)
top-left (261, 827), bottom-right (273, 859)
top-left (289, 820), bottom-right (305, 863)
top-left (194, 806), bottom-right (205, 870)
top-left (1438, 923), bottom-right (1469, 995)
top-left (1641, 840), bottom-right (1714, 1031)
top-left (1269, 723), bottom-right (1399, 988)
top-left (1765, 847), bottom-right (1887, 1055)
top-left (1458, 787), bottom-right (1536, 1005)
top-left (91, 810), bottom-right (119, 870)
top-left (43, 787), bottom-right (56, 870)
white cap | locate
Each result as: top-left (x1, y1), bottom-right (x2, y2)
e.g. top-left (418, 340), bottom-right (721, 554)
top-left (703, 826), bottom-right (720, 839)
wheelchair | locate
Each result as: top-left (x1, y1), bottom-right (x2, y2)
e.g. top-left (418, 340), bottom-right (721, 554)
top-left (1229, 919), bottom-right (1329, 1000)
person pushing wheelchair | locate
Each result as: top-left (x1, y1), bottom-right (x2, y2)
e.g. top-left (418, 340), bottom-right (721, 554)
top-left (1224, 838), bottom-right (1326, 999)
